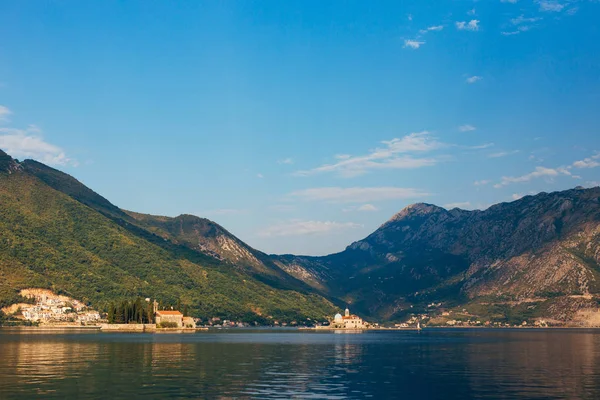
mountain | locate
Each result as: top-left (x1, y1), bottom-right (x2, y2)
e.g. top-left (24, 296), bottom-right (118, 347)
top-left (3, 148), bottom-right (600, 326)
top-left (276, 189), bottom-right (600, 324)
top-left (0, 150), bottom-right (336, 322)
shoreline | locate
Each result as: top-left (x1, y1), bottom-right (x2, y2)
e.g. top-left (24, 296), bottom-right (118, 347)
top-left (3, 325), bottom-right (600, 332)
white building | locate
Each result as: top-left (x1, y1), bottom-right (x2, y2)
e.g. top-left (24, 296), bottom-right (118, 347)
top-left (331, 307), bottom-right (368, 329)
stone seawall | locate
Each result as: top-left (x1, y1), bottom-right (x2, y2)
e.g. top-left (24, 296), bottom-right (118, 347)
top-left (100, 324), bottom-right (156, 332)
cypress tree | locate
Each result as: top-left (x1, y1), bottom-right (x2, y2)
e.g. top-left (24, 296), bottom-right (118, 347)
top-left (115, 303), bottom-right (124, 324)
top-left (107, 303), bottom-right (115, 324)
top-left (146, 301), bottom-right (154, 323)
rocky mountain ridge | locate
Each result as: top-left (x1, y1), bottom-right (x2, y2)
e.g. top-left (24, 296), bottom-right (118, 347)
top-left (275, 187), bottom-right (600, 323)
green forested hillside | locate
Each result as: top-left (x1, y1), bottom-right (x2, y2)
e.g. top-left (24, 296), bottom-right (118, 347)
top-left (0, 152), bottom-right (335, 322)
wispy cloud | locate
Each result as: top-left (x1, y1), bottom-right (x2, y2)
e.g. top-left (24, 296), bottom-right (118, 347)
top-left (293, 131), bottom-right (442, 177)
top-left (0, 126), bottom-right (76, 167)
top-left (494, 166), bottom-right (573, 188)
top-left (357, 204), bottom-right (378, 212)
top-left (572, 153), bottom-right (600, 169)
top-left (466, 76), bottom-right (482, 84)
top-left (444, 201), bottom-right (472, 209)
top-left (0, 105), bottom-right (11, 122)
top-left (459, 124), bottom-right (476, 132)
top-left (501, 0), bottom-right (518, 3)
top-left (289, 187), bottom-right (429, 203)
top-left (277, 158), bottom-right (294, 165)
top-left (488, 150), bottom-right (520, 158)
top-left (502, 14), bottom-right (542, 35)
top-left (344, 204), bottom-right (379, 212)
top-left (257, 173), bottom-right (264, 178)
top-left (511, 15), bottom-right (542, 25)
top-left (469, 143), bottom-right (494, 150)
top-left (468, 9), bottom-right (476, 16)
top-left (258, 220), bottom-right (362, 238)
top-left (456, 20), bottom-right (480, 31)
top-left (537, 1), bottom-right (565, 12)
top-left (419, 25), bottom-right (444, 34)
top-left (404, 39), bottom-right (425, 49)
top-left (474, 179), bottom-right (491, 186)
top-left (512, 193), bottom-right (524, 200)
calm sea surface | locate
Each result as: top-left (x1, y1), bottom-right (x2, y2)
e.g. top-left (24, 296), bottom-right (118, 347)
top-left (0, 328), bottom-right (599, 399)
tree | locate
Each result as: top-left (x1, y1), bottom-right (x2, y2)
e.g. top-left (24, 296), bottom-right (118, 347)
top-left (146, 301), bottom-right (154, 323)
top-left (107, 303), bottom-right (115, 323)
top-left (183, 304), bottom-right (189, 317)
top-left (115, 302), bottom-right (124, 324)
top-left (134, 298), bottom-right (143, 323)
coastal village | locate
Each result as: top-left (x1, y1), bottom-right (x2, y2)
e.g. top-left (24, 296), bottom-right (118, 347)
top-left (1, 289), bottom-right (101, 325)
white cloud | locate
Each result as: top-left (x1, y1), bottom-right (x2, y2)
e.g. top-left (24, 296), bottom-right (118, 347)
top-left (511, 15), bottom-right (542, 25)
top-left (566, 7), bottom-right (578, 15)
top-left (278, 158), bottom-right (294, 165)
top-left (0, 126), bottom-right (75, 166)
top-left (494, 166), bottom-right (573, 188)
top-left (466, 75), bottom-right (482, 84)
top-left (444, 201), bottom-right (472, 209)
top-left (512, 193), bottom-right (524, 200)
top-left (293, 131), bottom-right (442, 177)
top-left (357, 204), bottom-right (379, 212)
top-left (419, 25), bottom-right (444, 34)
top-left (488, 150), bottom-right (520, 158)
top-left (538, 1), bottom-right (565, 12)
top-left (572, 153), bottom-right (600, 169)
top-left (459, 124), bottom-right (476, 132)
top-left (456, 20), bottom-right (480, 31)
top-left (474, 180), bottom-right (491, 186)
top-left (258, 220), bottom-right (362, 238)
top-left (335, 154), bottom-right (351, 160)
top-left (289, 187), bottom-right (429, 204)
top-left (343, 203), bottom-right (380, 212)
top-left (407, 14), bottom-right (413, 21)
top-left (404, 39), bottom-right (425, 49)
top-left (501, 0), bottom-right (518, 3)
top-left (469, 143), bottom-right (494, 150)
top-left (468, 9), bottom-right (476, 15)
top-left (0, 105), bottom-right (11, 122)
top-left (257, 173), bottom-right (264, 178)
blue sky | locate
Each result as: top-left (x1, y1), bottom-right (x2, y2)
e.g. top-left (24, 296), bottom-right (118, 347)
top-left (1, 0), bottom-right (599, 255)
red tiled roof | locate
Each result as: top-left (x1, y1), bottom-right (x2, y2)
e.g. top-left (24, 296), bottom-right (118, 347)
top-left (156, 310), bottom-right (183, 316)
top-left (342, 315), bottom-right (361, 320)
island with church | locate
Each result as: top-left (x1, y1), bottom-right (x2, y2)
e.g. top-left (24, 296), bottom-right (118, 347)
top-left (314, 307), bottom-right (371, 330)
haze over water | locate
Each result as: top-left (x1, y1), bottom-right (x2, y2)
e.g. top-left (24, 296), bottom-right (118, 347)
top-left (0, 329), bottom-right (599, 399)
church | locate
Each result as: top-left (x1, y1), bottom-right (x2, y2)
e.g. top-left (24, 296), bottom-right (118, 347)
top-left (331, 307), bottom-right (369, 329)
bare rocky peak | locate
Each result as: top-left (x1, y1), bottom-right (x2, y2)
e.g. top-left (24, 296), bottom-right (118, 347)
top-left (387, 203), bottom-right (447, 223)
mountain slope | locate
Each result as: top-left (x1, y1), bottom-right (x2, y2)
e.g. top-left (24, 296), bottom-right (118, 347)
top-left (276, 188), bottom-right (600, 322)
top-left (21, 159), bottom-right (319, 294)
top-left (0, 150), bottom-right (336, 321)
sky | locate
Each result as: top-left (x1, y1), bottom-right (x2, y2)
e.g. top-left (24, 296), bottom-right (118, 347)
top-left (1, 0), bottom-right (600, 256)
